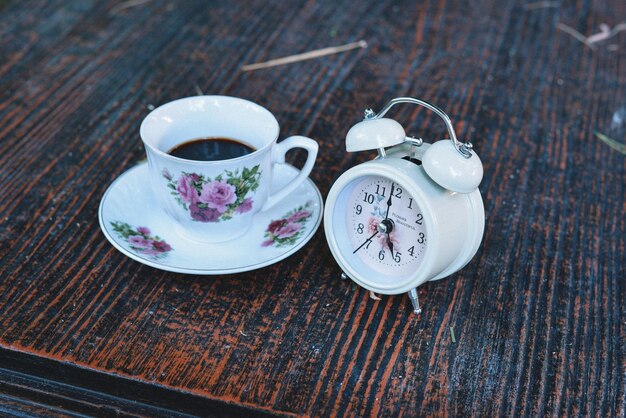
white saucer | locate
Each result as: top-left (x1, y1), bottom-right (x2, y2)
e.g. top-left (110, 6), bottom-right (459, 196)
top-left (98, 162), bottom-right (323, 274)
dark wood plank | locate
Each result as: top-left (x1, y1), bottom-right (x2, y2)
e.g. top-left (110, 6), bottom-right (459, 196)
top-left (0, 348), bottom-right (282, 417)
top-left (0, 0), bottom-right (624, 416)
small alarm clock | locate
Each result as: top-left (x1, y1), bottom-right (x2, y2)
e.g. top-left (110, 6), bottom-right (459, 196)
top-left (324, 97), bottom-right (485, 314)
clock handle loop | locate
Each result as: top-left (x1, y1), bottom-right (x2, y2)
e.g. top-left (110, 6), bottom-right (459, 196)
top-left (364, 97), bottom-right (473, 159)
top-left (366, 97), bottom-right (483, 193)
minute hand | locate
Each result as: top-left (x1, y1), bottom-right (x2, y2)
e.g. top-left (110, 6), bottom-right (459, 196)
top-left (384, 182), bottom-right (395, 220)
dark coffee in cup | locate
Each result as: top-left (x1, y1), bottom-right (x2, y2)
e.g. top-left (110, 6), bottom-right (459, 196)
top-left (168, 137), bottom-right (255, 161)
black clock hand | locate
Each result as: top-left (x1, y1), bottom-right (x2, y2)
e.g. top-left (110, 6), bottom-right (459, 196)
top-left (384, 182), bottom-right (395, 254)
top-left (384, 182), bottom-right (395, 221)
top-left (386, 234), bottom-right (394, 254)
top-left (353, 231), bottom-right (379, 254)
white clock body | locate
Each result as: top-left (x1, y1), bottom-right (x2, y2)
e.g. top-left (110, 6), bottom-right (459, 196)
top-left (324, 142), bottom-right (484, 295)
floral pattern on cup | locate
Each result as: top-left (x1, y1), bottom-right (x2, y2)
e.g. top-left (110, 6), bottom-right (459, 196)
top-left (163, 166), bottom-right (261, 223)
top-left (261, 201), bottom-right (313, 248)
top-left (111, 221), bottom-right (172, 259)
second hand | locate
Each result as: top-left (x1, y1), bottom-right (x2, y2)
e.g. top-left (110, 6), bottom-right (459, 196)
top-left (353, 231), bottom-right (379, 254)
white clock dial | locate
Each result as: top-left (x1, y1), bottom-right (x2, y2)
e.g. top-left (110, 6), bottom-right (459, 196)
top-left (347, 175), bottom-right (427, 276)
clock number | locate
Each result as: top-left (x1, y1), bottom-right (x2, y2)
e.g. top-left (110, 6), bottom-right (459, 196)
top-left (365, 239), bottom-right (372, 249)
top-left (357, 223), bottom-right (364, 234)
top-left (408, 198), bottom-right (413, 209)
top-left (392, 187), bottom-right (403, 199)
top-left (375, 184), bottom-right (386, 196)
top-left (394, 252), bottom-right (401, 263)
top-left (408, 246), bottom-right (415, 257)
top-left (417, 232), bottom-right (425, 244)
top-left (355, 204), bottom-right (363, 215)
top-left (416, 213), bottom-right (423, 225)
top-left (363, 193), bottom-right (375, 204)
top-left (378, 250), bottom-right (385, 260)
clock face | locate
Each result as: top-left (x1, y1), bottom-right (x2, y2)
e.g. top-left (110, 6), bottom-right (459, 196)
top-left (346, 175), bottom-right (427, 276)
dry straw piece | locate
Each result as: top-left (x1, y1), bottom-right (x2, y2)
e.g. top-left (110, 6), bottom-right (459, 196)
top-left (594, 132), bottom-right (626, 155)
top-left (110, 0), bottom-right (153, 14)
top-left (556, 23), bottom-right (596, 49)
top-left (241, 40), bottom-right (368, 72)
top-left (556, 21), bottom-right (626, 50)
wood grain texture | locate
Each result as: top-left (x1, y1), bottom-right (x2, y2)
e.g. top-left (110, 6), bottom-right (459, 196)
top-left (0, 0), bottom-right (624, 416)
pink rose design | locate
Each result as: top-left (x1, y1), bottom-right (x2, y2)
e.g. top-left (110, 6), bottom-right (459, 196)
top-left (287, 210), bottom-right (311, 223)
top-left (153, 240), bottom-right (172, 252)
top-left (190, 203), bottom-right (222, 222)
top-left (128, 235), bottom-right (153, 248)
top-left (177, 175), bottom-right (198, 204)
top-left (236, 198), bottom-right (253, 214)
top-left (137, 226), bottom-right (151, 236)
top-left (111, 222), bottom-right (173, 259)
top-left (260, 204), bottom-right (312, 248)
top-left (275, 222), bottom-right (302, 238)
top-left (199, 180), bottom-right (236, 212)
top-left (368, 217), bottom-right (379, 234)
top-left (267, 219), bottom-right (287, 234)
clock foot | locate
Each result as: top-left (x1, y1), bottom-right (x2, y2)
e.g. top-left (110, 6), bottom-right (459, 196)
top-left (408, 288), bottom-right (421, 315)
top-left (341, 272), bottom-right (348, 280)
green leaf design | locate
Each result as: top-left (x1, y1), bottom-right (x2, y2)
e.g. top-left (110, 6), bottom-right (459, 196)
top-left (111, 221), bottom-right (135, 239)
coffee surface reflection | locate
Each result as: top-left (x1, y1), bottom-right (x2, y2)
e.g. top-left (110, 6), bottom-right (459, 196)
top-left (168, 137), bottom-right (255, 161)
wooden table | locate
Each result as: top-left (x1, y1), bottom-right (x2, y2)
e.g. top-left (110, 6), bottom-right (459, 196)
top-left (0, 0), bottom-right (624, 416)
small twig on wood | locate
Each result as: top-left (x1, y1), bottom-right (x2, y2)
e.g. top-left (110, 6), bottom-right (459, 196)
top-left (556, 23), bottom-right (596, 49)
top-left (194, 83), bottom-right (204, 96)
top-left (450, 326), bottom-right (456, 343)
top-left (557, 21), bottom-right (626, 50)
top-left (523, 1), bottom-right (559, 11)
top-left (241, 40), bottom-right (368, 72)
top-left (369, 291), bottom-right (381, 301)
top-left (156, 306), bottom-right (180, 336)
top-left (586, 23), bottom-right (612, 44)
top-left (111, 0), bottom-right (153, 14)
top-left (587, 22), bottom-right (626, 44)
top-left (594, 131), bottom-right (626, 154)
top-left (611, 22), bottom-right (626, 36)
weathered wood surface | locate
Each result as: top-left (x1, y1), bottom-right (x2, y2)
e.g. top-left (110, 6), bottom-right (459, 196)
top-left (0, 0), bottom-right (624, 416)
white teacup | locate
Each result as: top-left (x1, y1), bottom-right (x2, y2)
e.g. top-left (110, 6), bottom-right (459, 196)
top-left (140, 95), bottom-right (318, 243)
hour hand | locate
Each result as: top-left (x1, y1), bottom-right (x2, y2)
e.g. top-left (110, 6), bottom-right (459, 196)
top-left (386, 234), bottom-right (394, 254)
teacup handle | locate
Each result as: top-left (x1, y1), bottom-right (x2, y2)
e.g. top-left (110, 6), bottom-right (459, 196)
top-left (262, 135), bottom-right (318, 211)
